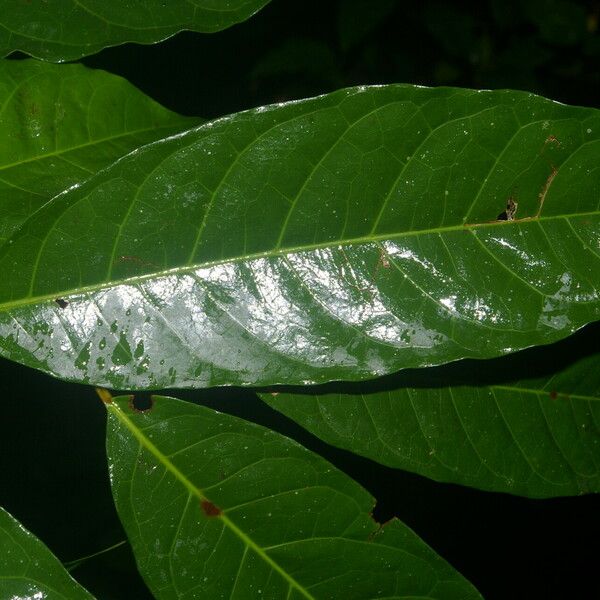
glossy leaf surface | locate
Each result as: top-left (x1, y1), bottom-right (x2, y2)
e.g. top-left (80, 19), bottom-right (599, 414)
top-left (0, 0), bottom-right (271, 61)
top-left (262, 351), bottom-right (600, 498)
top-left (0, 59), bottom-right (195, 245)
top-left (0, 506), bottom-right (94, 599)
top-left (0, 85), bottom-right (599, 389)
top-left (104, 392), bottom-right (482, 599)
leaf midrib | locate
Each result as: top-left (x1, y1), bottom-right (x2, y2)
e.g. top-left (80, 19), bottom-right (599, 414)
top-left (0, 209), bottom-right (597, 314)
top-left (107, 398), bottom-right (315, 600)
top-left (491, 384), bottom-right (599, 403)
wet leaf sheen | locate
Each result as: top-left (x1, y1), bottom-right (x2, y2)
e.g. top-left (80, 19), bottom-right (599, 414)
top-left (0, 85), bottom-right (599, 389)
top-left (104, 393), bottom-right (482, 599)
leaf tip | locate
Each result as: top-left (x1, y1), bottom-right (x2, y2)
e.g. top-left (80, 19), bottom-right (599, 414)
top-left (95, 388), bottom-right (113, 405)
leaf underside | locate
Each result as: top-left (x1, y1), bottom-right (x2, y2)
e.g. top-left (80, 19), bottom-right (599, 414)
top-left (0, 85), bottom-right (599, 389)
top-left (105, 393), bottom-right (482, 599)
top-left (0, 0), bottom-right (272, 61)
top-left (0, 506), bottom-right (93, 599)
top-left (262, 350), bottom-right (600, 498)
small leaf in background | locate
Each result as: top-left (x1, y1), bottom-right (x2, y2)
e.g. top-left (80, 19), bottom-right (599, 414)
top-left (0, 505), bottom-right (94, 599)
top-left (0, 59), bottom-right (197, 245)
top-left (261, 347), bottom-right (600, 498)
top-left (423, 2), bottom-right (477, 59)
top-left (103, 392), bottom-right (482, 599)
top-left (250, 37), bottom-right (342, 89)
top-left (337, 0), bottom-right (397, 52)
top-left (525, 0), bottom-right (587, 47)
top-left (0, 0), bottom-right (272, 62)
top-left (0, 85), bottom-right (598, 389)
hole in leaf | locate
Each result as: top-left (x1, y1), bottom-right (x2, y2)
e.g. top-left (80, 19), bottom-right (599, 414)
top-left (497, 197), bottom-right (518, 221)
top-left (129, 395), bottom-right (154, 412)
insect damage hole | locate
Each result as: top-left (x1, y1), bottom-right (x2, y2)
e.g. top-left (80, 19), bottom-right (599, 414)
top-left (129, 395), bottom-right (154, 412)
top-left (496, 196), bottom-right (518, 221)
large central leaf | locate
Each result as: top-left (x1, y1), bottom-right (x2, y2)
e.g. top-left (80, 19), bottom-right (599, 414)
top-left (0, 85), bottom-right (599, 389)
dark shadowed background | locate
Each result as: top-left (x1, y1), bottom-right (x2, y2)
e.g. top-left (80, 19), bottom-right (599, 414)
top-left (2, 1), bottom-right (599, 598)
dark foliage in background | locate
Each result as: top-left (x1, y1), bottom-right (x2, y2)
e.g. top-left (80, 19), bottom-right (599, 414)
top-left (3, 1), bottom-right (599, 598)
top-left (82, 0), bottom-right (600, 117)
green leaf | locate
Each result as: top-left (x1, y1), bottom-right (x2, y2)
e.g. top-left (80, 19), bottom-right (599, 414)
top-left (0, 0), bottom-right (272, 62)
top-left (103, 392), bottom-right (482, 599)
top-left (0, 85), bottom-right (599, 389)
top-left (0, 58), bottom-right (196, 245)
top-left (337, 0), bottom-right (397, 52)
top-left (0, 505), bottom-right (94, 599)
top-left (261, 351), bottom-right (600, 498)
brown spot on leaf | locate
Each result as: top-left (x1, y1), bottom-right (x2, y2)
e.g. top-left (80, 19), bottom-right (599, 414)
top-left (535, 165), bottom-right (558, 218)
top-left (201, 499), bottom-right (222, 517)
top-left (549, 390), bottom-right (558, 400)
top-left (118, 254), bottom-right (143, 264)
top-left (117, 255), bottom-right (160, 271)
top-left (378, 250), bottom-right (390, 269)
top-left (55, 298), bottom-right (69, 309)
